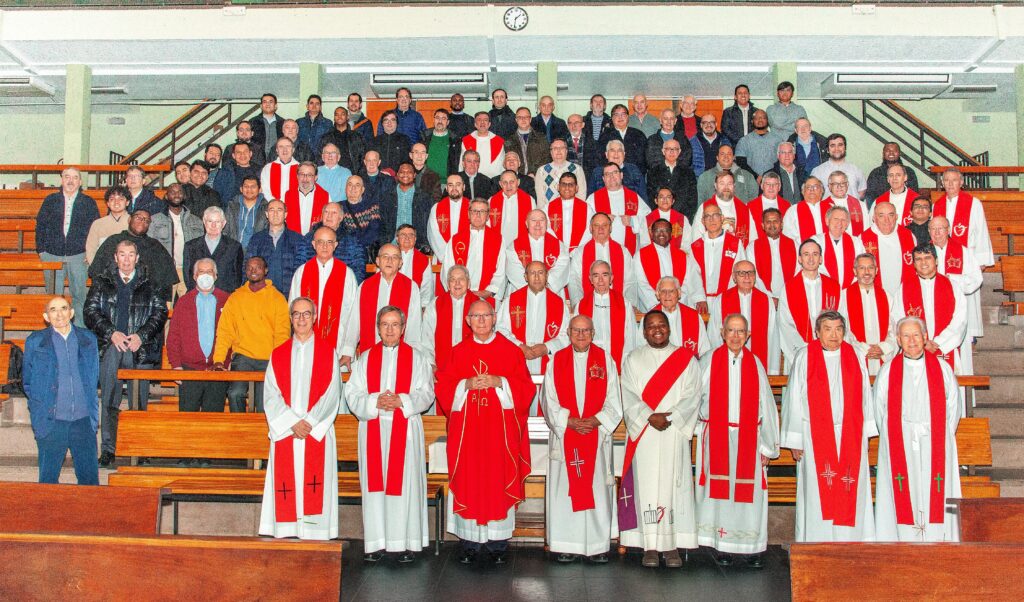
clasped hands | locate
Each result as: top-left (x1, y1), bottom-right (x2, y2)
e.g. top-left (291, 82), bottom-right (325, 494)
top-left (568, 416), bottom-right (601, 435)
top-left (519, 343), bottom-right (548, 360)
top-left (376, 390), bottom-right (403, 412)
top-left (467, 374), bottom-right (501, 391)
top-left (110, 331), bottom-right (142, 353)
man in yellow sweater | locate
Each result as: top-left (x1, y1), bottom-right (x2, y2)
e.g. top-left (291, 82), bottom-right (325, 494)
top-left (213, 256), bottom-right (291, 412)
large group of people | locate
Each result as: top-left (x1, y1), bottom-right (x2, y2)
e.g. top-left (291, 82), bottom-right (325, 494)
top-left (27, 82), bottom-right (994, 567)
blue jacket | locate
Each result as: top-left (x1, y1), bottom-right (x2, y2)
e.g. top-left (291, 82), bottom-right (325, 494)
top-left (380, 107), bottom-right (426, 145)
top-left (297, 112), bottom-right (334, 157)
top-left (23, 326), bottom-right (100, 440)
top-left (35, 190), bottom-right (100, 256)
top-left (246, 227), bottom-right (305, 292)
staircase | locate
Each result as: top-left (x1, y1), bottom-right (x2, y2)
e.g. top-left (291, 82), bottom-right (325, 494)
top-left (825, 99), bottom-right (991, 188)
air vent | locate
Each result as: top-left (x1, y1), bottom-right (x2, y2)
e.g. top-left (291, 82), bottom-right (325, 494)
top-left (0, 77), bottom-right (55, 98)
top-left (821, 73), bottom-right (951, 100)
top-left (948, 85), bottom-right (998, 94)
top-left (370, 72), bottom-right (488, 96)
top-left (91, 86), bottom-right (128, 95)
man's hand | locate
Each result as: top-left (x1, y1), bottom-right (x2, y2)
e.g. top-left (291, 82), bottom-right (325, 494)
top-left (761, 454), bottom-right (771, 466)
top-left (865, 344), bottom-right (884, 360)
top-left (791, 449), bottom-right (803, 462)
top-left (110, 331), bottom-right (130, 352)
top-left (619, 215), bottom-right (631, 227)
top-left (568, 416), bottom-right (599, 435)
top-left (126, 334), bottom-right (142, 353)
top-left (648, 412), bottom-right (672, 431)
top-left (474, 290), bottom-right (494, 299)
top-left (291, 419), bottom-right (313, 439)
top-left (695, 301), bottom-right (708, 316)
top-left (339, 355), bottom-right (352, 370)
top-left (376, 391), bottom-right (403, 412)
top-left (468, 374), bottom-right (501, 390)
top-left (924, 340), bottom-right (941, 354)
top-left (211, 362), bottom-right (227, 372)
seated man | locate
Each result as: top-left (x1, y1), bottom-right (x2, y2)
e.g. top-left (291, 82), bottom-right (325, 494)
top-left (506, 209), bottom-right (569, 294)
top-left (573, 259), bottom-right (639, 372)
top-left (641, 276), bottom-right (709, 357)
top-left (497, 261), bottom-right (570, 383)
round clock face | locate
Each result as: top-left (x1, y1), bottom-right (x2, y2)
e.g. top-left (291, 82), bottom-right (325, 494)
top-left (504, 7), bottom-right (528, 31)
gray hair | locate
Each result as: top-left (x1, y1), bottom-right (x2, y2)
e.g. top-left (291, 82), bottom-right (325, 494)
top-left (376, 304), bottom-right (406, 327)
top-left (722, 312), bottom-right (749, 331)
top-left (777, 141), bottom-right (796, 154)
top-left (854, 252), bottom-right (877, 266)
top-left (447, 264), bottom-right (470, 284)
top-left (203, 206), bottom-right (226, 222)
top-left (825, 205), bottom-right (850, 221)
top-left (192, 257), bottom-right (218, 278)
top-left (289, 296), bottom-right (317, 317)
top-left (605, 140), bottom-right (625, 153)
top-left (896, 315), bottom-right (928, 338)
top-left (815, 310), bottom-right (846, 333)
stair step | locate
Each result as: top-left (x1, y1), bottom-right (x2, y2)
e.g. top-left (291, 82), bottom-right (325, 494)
top-left (974, 376), bottom-right (1024, 405)
top-left (974, 405), bottom-right (1024, 437)
top-left (971, 349), bottom-right (1024, 374)
top-left (991, 436), bottom-right (1024, 470)
top-left (973, 322), bottom-right (1024, 350)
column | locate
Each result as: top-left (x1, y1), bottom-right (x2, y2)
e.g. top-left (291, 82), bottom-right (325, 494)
top-left (771, 62), bottom-right (799, 99)
top-left (63, 64), bottom-right (92, 164)
top-left (1016, 64), bottom-right (1024, 191)
top-left (536, 61), bottom-right (557, 106)
top-left (299, 62), bottom-right (324, 104)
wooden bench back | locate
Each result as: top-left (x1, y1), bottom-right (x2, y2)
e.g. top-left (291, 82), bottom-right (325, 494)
top-left (926, 191), bottom-right (1024, 256)
top-left (0, 482), bottom-right (162, 536)
top-left (0, 294), bottom-right (63, 333)
top-left (0, 195), bottom-right (107, 220)
top-left (0, 533), bottom-right (341, 600)
top-left (1000, 256), bottom-right (1024, 293)
top-left (953, 497), bottom-right (1024, 543)
top-left (790, 542), bottom-right (1024, 601)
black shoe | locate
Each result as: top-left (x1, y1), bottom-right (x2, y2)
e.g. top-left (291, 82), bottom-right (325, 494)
top-left (138, 457), bottom-right (152, 466)
top-left (363, 551), bottom-right (384, 563)
top-left (716, 553), bottom-right (734, 567)
top-left (492, 551), bottom-right (508, 565)
top-left (458, 548), bottom-right (478, 564)
top-left (589, 553), bottom-right (609, 564)
top-left (98, 452), bottom-right (115, 468)
top-left (747, 554), bottom-right (764, 568)
top-left (397, 551), bottom-right (415, 564)
top-left (556, 553), bottom-right (575, 563)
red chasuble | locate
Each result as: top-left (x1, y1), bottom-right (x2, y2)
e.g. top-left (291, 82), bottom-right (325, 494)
top-left (932, 191), bottom-right (974, 248)
top-left (268, 161), bottom-right (298, 201)
top-left (874, 188), bottom-right (919, 227)
top-left (794, 199), bottom-right (833, 241)
top-left (703, 197), bottom-right (753, 245)
top-left (861, 226), bottom-right (916, 280)
top-left (646, 209), bottom-right (689, 248)
top-left (364, 342), bottom-right (414, 496)
top-left (901, 274), bottom-right (956, 367)
top-left (637, 244), bottom-right (688, 294)
top-left (284, 184), bottom-right (330, 234)
top-left (358, 272), bottom-right (413, 351)
top-left (461, 132), bottom-right (505, 161)
top-left (432, 292), bottom-right (478, 371)
top-left (299, 258), bottom-right (349, 346)
top-left (434, 198), bottom-right (470, 245)
top-left (885, 353), bottom-right (948, 525)
top-left (552, 345), bottom-right (609, 511)
top-left (747, 196), bottom-right (791, 240)
top-left (436, 334), bottom-right (534, 524)
top-left (488, 189), bottom-right (535, 239)
top-left (822, 233), bottom-right (857, 288)
top-left (752, 234), bottom-right (797, 293)
top-left (784, 274), bottom-right (842, 343)
top-left (690, 233), bottom-right (740, 297)
top-left (592, 187), bottom-right (642, 253)
top-left (580, 240), bottom-right (627, 299)
top-left (720, 287), bottom-right (771, 369)
top-left (702, 346), bottom-right (763, 503)
top-left (449, 227), bottom-right (503, 291)
top-left (806, 341), bottom-right (865, 527)
top-left (548, 197), bottom-right (589, 251)
top-left (577, 290), bottom-right (627, 370)
top-left (270, 338), bottom-right (334, 522)
top-left (507, 286), bottom-right (565, 373)
top-left (844, 282), bottom-right (890, 345)
top-left (512, 233), bottom-right (562, 272)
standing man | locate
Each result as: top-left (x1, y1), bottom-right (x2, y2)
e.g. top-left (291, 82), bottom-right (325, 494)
top-left (86, 185), bottom-right (131, 265)
top-left (488, 88), bottom-right (516, 139)
top-left (587, 162), bottom-right (649, 254)
top-left (381, 87), bottom-right (426, 144)
top-left (574, 260), bottom-right (640, 373)
top-left (569, 213), bottom-right (636, 306)
top-left (645, 139), bottom-right (698, 221)
top-left (123, 165), bottom-right (163, 216)
top-left (873, 164), bottom-right (920, 227)
top-left (377, 162), bottom-right (434, 254)
top-left (696, 314), bottom-right (779, 566)
top-left (223, 176), bottom-right (268, 249)
top-left (423, 109), bottom-right (461, 181)
top-left (747, 172), bottom-right (791, 240)
top-left (348, 306), bottom-right (435, 562)
top-left (810, 135), bottom-right (867, 199)
top-left (783, 177), bottom-right (831, 242)
top-left (865, 143), bottom-right (919, 207)
top-left (734, 110), bottom-right (786, 176)
top-left (766, 81), bottom-right (808, 136)
top-left (447, 93), bottom-right (474, 141)
top-left (245, 199), bottom-right (305, 294)
top-left (506, 209), bottom-right (570, 294)
top-left (546, 172), bottom-right (594, 253)
top-left (629, 93), bottom-right (660, 137)
top-left (933, 168), bottom-right (995, 305)
top-left (259, 296), bottom-right (342, 540)
top-left (860, 201), bottom-right (916, 298)
top-left (394, 224), bottom-right (434, 307)
top-left (283, 162), bottom-right (332, 236)
top-left (720, 84), bottom-right (756, 145)
top-left (688, 203), bottom-right (746, 314)
top-left (350, 244), bottom-right (422, 352)
top-left (441, 198), bottom-right (507, 301)
top-left (427, 175), bottom-right (470, 259)
top-left (182, 206), bottom-right (244, 292)
top-left (36, 167), bottom-right (98, 325)
top-left (24, 296), bottom-right (99, 484)
top-left (634, 219), bottom-right (701, 311)
top-left (320, 107), bottom-right (366, 173)
top-left (839, 253), bottom-right (894, 376)
top-left (772, 142), bottom-right (806, 203)
top-left (249, 92), bottom-right (283, 161)
top-left (813, 206), bottom-right (865, 289)
top-left (777, 240), bottom-right (842, 368)
top-left (824, 172), bottom-right (871, 236)
top-left (536, 139), bottom-right (588, 205)
top-left (488, 169), bottom-right (536, 243)
top-left (419, 265), bottom-right (477, 372)
top-left (497, 261), bottom-right (570, 380)
top-left (348, 92), bottom-right (375, 142)
top-left (532, 95), bottom-right (570, 144)
top-left (460, 112), bottom-right (505, 179)
top-left (747, 207), bottom-right (798, 301)
top-left (644, 276), bottom-right (709, 357)
top-left (297, 94), bottom-right (332, 157)
top-left (542, 315), bottom-right (622, 563)
top-left (930, 216), bottom-right (984, 341)
top-left (260, 137), bottom-right (300, 201)
top-left (692, 170), bottom-right (756, 245)
top-left (708, 261), bottom-right (779, 374)
top-left (619, 310), bottom-right (702, 567)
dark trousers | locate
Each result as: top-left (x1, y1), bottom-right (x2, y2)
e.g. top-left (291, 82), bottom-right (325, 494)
top-left (36, 417), bottom-right (99, 485)
top-left (99, 346), bottom-right (154, 454)
top-left (227, 354), bottom-right (268, 413)
top-left (460, 539), bottom-right (509, 553)
top-left (179, 378), bottom-right (228, 413)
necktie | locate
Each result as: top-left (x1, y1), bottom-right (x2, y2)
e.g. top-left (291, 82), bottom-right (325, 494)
top-left (123, 276), bottom-right (130, 284)
top-left (573, 138), bottom-right (579, 153)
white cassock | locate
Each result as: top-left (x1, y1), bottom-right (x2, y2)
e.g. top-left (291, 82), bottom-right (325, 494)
top-left (888, 275), bottom-right (970, 379)
top-left (400, 248), bottom-right (436, 308)
top-left (782, 201), bottom-right (828, 241)
top-left (542, 347), bottom-right (623, 556)
top-left (937, 193), bottom-right (995, 269)
top-left (493, 191), bottom-right (535, 243)
top-left (426, 197), bottom-right (465, 261)
top-left (873, 354), bottom-right (962, 542)
top-left (781, 345), bottom-right (877, 542)
top-left (259, 158), bottom-right (299, 201)
top-left (812, 232), bottom-right (865, 288)
top-left (777, 274), bottom-right (832, 368)
top-left (568, 240), bottom-right (639, 307)
top-left (544, 196), bottom-right (594, 252)
top-left (632, 244), bottom-right (704, 311)
top-left (344, 275), bottom-right (423, 355)
top-left (419, 294), bottom-right (467, 369)
top-left (707, 290), bottom-right (781, 374)
top-left (585, 188), bottom-right (651, 251)
top-left (574, 291), bottom-right (639, 368)
top-left (934, 242), bottom-right (984, 339)
top-left (686, 234), bottom-right (746, 303)
top-left (746, 236), bottom-right (798, 299)
top-left (861, 225), bottom-right (912, 298)
top-left (441, 229), bottom-right (507, 298)
top-left (347, 344), bottom-right (435, 553)
top-left (259, 339), bottom-right (342, 540)
top-left (642, 209), bottom-right (692, 250)
top-left (695, 348), bottom-right (779, 554)
top-left (826, 195), bottom-right (872, 235)
top-left (690, 197), bottom-right (758, 245)
top-left (636, 304), bottom-right (710, 358)
top-left (496, 287), bottom-right (570, 376)
top-left (504, 235), bottom-right (570, 293)
top-left (459, 132), bottom-right (505, 178)
top-left (288, 258), bottom-right (359, 359)
top-left (619, 344), bottom-right (702, 551)
top-left (839, 285), bottom-right (897, 377)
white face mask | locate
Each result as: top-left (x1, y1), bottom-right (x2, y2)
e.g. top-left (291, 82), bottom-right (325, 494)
top-left (196, 273), bottom-right (216, 291)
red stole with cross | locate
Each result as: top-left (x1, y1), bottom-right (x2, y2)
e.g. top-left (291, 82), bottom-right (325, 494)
top-left (785, 274), bottom-right (841, 343)
top-left (580, 240), bottom-right (626, 299)
top-left (284, 184), bottom-right (329, 234)
top-left (488, 189), bottom-right (534, 239)
top-left (450, 227), bottom-right (503, 291)
top-left (861, 226), bottom-right (916, 280)
top-left (548, 197), bottom-right (589, 251)
top-left (703, 196), bottom-right (753, 245)
top-left (577, 290), bottom-right (627, 370)
top-left (822, 233), bottom-right (857, 288)
top-left (845, 282), bottom-right (890, 346)
top-left (806, 341), bottom-right (865, 527)
top-left (592, 187), bottom-right (641, 253)
top-left (433, 292), bottom-right (477, 371)
top-left (901, 274), bottom-right (956, 367)
top-left (932, 191), bottom-right (974, 248)
top-left (638, 244), bottom-right (688, 292)
top-left (364, 342), bottom-right (414, 496)
top-left (358, 272), bottom-right (413, 351)
top-left (461, 132), bottom-right (505, 162)
top-left (886, 353), bottom-right (948, 525)
top-left (834, 196), bottom-right (867, 236)
top-left (646, 209), bottom-right (689, 248)
top-left (720, 287), bottom-right (771, 369)
top-left (552, 345), bottom-right (609, 511)
top-left (939, 241), bottom-right (966, 275)
top-left (512, 233), bottom-right (561, 272)
top-left (407, 249), bottom-right (431, 287)
top-left (690, 233), bottom-right (740, 296)
top-left (507, 286), bottom-right (565, 373)
top-left (704, 346), bottom-right (763, 503)
top-left (795, 199), bottom-right (832, 241)
top-left (752, 235), bottom-right (797, 293)
top-left (875, 188), bottom-right (919, 227)
top-left (748, 195), bottom-right (791, 240)
top-left (268, 160), bottom-right (298, 201)
top-left (654, 303), bottom-right (702, 356)
top-left (299, 258), bottom-right (348, 346)
top-left (270, 338), bottom-right (334, 522)
top-left (434, 198), bottom-right (470, 244)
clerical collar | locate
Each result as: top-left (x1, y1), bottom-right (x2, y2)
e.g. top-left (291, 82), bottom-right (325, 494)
top-left (293, 335), bottom-right (314, 349)
top-left (822, 346), bottom-right (841, 357)
top-left (298, 187), bottom-right (315, 196)
top-left (904, 353), bottom-right (925, 362)
top-left (890, 187), bottom-right (907, 195)
top-left (715, 196), bottom-right (733, 205)
top-left (573, 346), bottom-right (591, 355)
top-left (762, 195), bottom-right (777, 202)
top-left (474, 332), bottom-right (496, 344)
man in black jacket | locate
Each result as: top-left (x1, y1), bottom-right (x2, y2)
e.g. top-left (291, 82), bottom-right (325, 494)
top-left (864, 142), bottom-right (919, 207)
top-left (488, 88), bottom-right (516, 139)
top-left (182, 206), bottom-right (244, 292)
top-left (459, 151), bottom-right (498, 201)
top-left (89, 209), bottom-right (179, 300)
top-left (369, 110), bottom-right (412, 174)
top-left (249, 93), bottom-right (284, 161)
top-left (84, 239), bottom-right (168, 466)
top-left (223, 121), bottom-right (266, 171)
top-left (598, 104), bottom-right (649, 175)
top-left (376, 162), bottom-right (434, 256)
top-left (531, 95), bottom-right (569, 144)
top-left (448, 93), bottom-right (475, 141)
top-left (319, 107), bottom-right (366, 173)
top-left (268, 119), bottom-right (315, 165)
top-left (720, 84), bottom-right (757, 146)
top-left (645, 109), bottom-right (694, 176)
top-left (646, 138), bottom-right (698, 218)
top-left (183, 160), bottom-right (221, 215)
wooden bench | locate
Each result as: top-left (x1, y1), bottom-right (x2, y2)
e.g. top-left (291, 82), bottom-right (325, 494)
top-left (0, 219), bottom-right (37, 252)
top-left (952, 497), bottom-right (1024, 543)
top-left (118, 368), bottom-right (265, 411)
top-left (0, 482), bottom-right (163, 535)
top-left (0, 253), bottom-right (65, 293)
top-left (930, 189), bottom-right (1024, 257)
top-left (0, 294), bottom-right (59, 339)
top-left (1000, 255), bottom-right (1024, 310)
top-left (0, 533), bottom-right (341, 600)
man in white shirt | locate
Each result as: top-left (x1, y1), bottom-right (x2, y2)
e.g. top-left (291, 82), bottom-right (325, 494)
top-left (634, 218), bottom-right (702, 311)
top-left (812, 206), bottom-right (865, 289)
top-left (860, 201), bottom-right (916, 298)
top-left (573, 259), bottom-right (639, 373)
top-left (825, 171), bottom-right (871, 236)
top-left (459, 111), bottom-right (505, 178)
top-left (930, 216), bottom-right (984, 339)
top-left (497, 261), bottom-right (570, 384)
top-left (747, 207), bottom-right (798, 300)
top-left (569, 212), bottom-right (638, 306)
top-left (260, 137), bottom-right (300, 201)
top-left (708, 260), bottom-right (780, 374)
top-left (777, 239), bottom-right (842, 368)
top-left (427, 175), bottom-right (469, 259)
top-left (688, 203), bottom-right (746, 315)
top-left (839, 253), bottom-right (895, 376)
top-left (810, 134), bottom-right (867, 199)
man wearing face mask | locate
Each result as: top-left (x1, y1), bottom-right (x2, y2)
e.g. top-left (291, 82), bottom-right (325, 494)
top-left (90, 208), bottom-right (179, 300)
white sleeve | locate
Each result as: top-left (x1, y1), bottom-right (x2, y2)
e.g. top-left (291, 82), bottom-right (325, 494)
top-left (439, 241), bottom-right (455, 292)
top-left (307, 352), bottom-right (343, 441)
top-left (780, 349), bottom-right (807, 450)
top-left (402, 282), bottom-right (423, 348)
top-left (344, 353), bottom-right (377, 421)
top-left (505, 244), bottom-right (527, 291)
top-left (338, 270), bottom-right (360, 358)
top-left (933, 281), bottom-right (968, 356)
top-left (633, 252), bottom-right (659, 312)
top-left (547, 243), bottom-right (571, 293)
top-left (263, 361), bottom-right (303, 441)
top-left (400, 350), bottom-right (436, 416)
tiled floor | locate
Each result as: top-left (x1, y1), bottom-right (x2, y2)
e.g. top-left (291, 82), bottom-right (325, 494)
top-left (340, 541), bottom-right (791, 601)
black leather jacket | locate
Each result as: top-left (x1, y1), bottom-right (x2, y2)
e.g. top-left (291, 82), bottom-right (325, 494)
top-left (83, 266), bottom-right (168, 365)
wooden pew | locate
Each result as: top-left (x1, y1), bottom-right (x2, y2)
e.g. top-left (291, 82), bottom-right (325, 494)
top-left (0, 253), bottom-right (65, 293)
top-left (790, 542), bottom-right (1024, 601)
top-left (0, 482), bottom-right (162, 535)
top-left (1000, 255), bottom-right (1024, 308)
top-left (0, 533), bottom-right (341, 600)
top-left (0, 294), bottom-right (58, 339)
top-left (952, 497), bottom-right (1024, 543)
top-left (0, 219), bottom-right (37, 252)
top-left (930, 189), bottom-right (1024, 257)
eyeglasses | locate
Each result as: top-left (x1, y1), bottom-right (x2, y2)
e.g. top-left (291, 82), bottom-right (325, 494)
top-left (734, 270), bottom-right (756, 277)
top-left (467, 313), bottom-right (493, 320)
top-left (568, 328), bottom-right (594, 335)
top-left (313, 239), bottom-right (337, 247)
top-left (291, 311), bottom-right (314, 320)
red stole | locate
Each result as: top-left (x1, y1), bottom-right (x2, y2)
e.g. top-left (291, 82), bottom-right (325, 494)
top-left (704, 346), bottom-right (762, 503)
top-left (552, 345), bottom-right (609, 511)
top-left (637, 244), bottom-right (688, 292)
top-left (795, 199), bottom-right (832, 241)
top-left (861, 227), bottom-right (916, 280)
top-left (268, 161), bottom-right (298, 201)
top-left (690, 233), bottom-right (740, 297)
top-left (461, 132), bottom-right (505, 162)
top-left (364, 343), bottom-right (414, 496)
top-left (721, 287), bottom-right (771, 369)
top-left (358, 273), bottom-right (413, 351)
top-left (932, 191), bottom-right (974, 247)
top-left (450, 227), bottom-right (503, 291)
top-left (592, 187), bottom-right (641, 253)
top-left (885, 353), bottom-right (948, 525)
top-left (284, 185), bottom-right (329, 234)
top-left (834, 196), bottom-right (867, 236)
top-left (512, 233), bottom-right (561, 272)
top-left (548, 197), bottom-right (589, 251)
top-left (704, 197), bottom-right (753, 245)
top-left (901, 274), bottom-right (956, 367)
top-left (752, 235), bottom-right (797, 293)
top-left (408, 249), bottom-right (431, 287)
top-left (822, 233), bottom-right (857, 288)
top-left (748, 196), bottom-right (791, 240)
top-left (270, 338), bottom-right (334, 522)
top-left (434, 198), bottom-right (470, 244)
top-left (577, 291), bottom-right (627, 370)
top-left (939, 241), bottom-right (966, 275)
top-left (806, 341), bottom-right (865, 527)
top-left (488, 189), bottom-right (534, 239)
top-left (580, 240), bottom-right (626, 298)
top-left (433, 292), bottom-right (477, 371)
top-left (845, 283), bottom-right (890, 345)
top-left (507, 286), bottom-right (565, 373)
top-left (876, 188), bottom-right (919, 227)
top-left (299, 258), bottom-right (348, 345)
top-left (646, 209), bottom-right (688, 248)
top-left (785, 274), bottom-right (842, 343)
